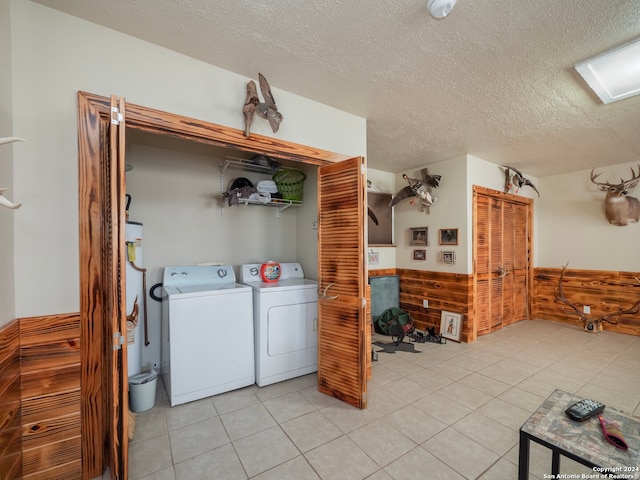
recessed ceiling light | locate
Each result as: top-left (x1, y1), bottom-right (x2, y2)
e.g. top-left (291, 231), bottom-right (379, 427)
top-left (575, 37), bottom-right (640, 104)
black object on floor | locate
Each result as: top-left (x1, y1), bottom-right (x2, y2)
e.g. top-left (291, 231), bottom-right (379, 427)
top-left (373, 341), bottom-right (421, 354)
top-left (410, 328), bottom-right (446, 344)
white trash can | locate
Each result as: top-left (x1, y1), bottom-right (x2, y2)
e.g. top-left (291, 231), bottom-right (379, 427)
top-left (129, 370), bottom-right (158, 413)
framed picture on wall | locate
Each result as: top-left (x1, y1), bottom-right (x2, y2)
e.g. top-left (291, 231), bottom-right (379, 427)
top-left (413, 249), bottom-right (426, 260)
top-left (441, 251), bottom-right (456, 265)
top-left (439, 228), bottom-right (458, 245)
top-left (409, 227), bottom-right (428, 246)
top-left (440, 311), bottom-right (462, 342)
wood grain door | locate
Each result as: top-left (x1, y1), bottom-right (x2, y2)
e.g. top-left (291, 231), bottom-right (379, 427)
top-left (473, 186), bottom-right (532, 338)
top-left (317, 157), bottom-right (368, 409)
top-left (78, 93), bottom-right (128, 479)
top-left (107, 95), bottom-right (129, 479)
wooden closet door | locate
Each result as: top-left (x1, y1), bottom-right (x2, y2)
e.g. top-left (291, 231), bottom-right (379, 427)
top-left (473, 187), bottom-right (531, 338)
top-left (78, 93), bottom-right (128, 479)
top-left (317, 157), bottom-right (368, 409)
top-left (504, 202), bottom-right (529, 327)
top-left (107, 95), bottom-right (129, 479)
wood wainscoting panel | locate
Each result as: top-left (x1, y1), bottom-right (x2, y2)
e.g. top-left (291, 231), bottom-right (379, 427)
top-left (396, 269), bottom-right (473, 342)
top-left (20, 313), bottom-right (81, 479)
top-left (0, 319), bottom-right (22, 480)
top-left (533, 267), bottom-right (640, 336)
top-left (369, 269), bottom-right (474, 342)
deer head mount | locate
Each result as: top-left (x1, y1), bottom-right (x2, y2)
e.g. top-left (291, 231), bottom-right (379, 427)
top-left (554, 262), bottom-right (640, 333)
top-left (590, 165), bottom-right (640, 226)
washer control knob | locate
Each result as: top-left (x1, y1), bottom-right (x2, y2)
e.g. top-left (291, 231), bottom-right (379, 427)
top-left (218, 268), bottom-right (227, 278)
top-left (250, 267), bottom-right (259, 277)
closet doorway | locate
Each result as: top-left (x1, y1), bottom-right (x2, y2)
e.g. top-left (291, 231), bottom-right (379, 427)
top-left (77, 92), bottom-right (368, 479)
top-left (473, 186), bottom-right (533, 339)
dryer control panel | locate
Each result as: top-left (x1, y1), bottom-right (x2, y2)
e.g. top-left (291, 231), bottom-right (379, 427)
top-left (240, 262), bottom-right (304, 283)
top-left (163, 265), bottom-right (236, 287)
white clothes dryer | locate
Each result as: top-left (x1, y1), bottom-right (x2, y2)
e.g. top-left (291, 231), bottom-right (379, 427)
top-left (240, 263), bottom-right (318, 387)
top-left (161, 265), bottom-right (254, 406)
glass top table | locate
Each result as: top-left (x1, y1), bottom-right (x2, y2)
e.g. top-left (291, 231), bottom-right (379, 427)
top-left (519, 389), bottom-right (639, 480)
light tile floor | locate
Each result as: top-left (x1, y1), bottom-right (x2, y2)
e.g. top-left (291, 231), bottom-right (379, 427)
top-left (128, 320), bottom-right (640, 479)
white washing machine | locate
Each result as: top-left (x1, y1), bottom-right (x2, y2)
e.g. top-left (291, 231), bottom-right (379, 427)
top-left (240, 263), bottom-right (318, 387)
top-left (161, 265), bottom-right (254, 406)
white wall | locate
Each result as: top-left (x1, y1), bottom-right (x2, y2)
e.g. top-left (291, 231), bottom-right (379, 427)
top-left (394, 156), bottom-right (469, 273)
top-left (367, 168), bottom-right (396, 271)
top-left (9, 0), bottom-right (366, 319)
top-left (537, 161), bottom-right (640, 271)
top-left (367, 168), bottom-right (396, 194)
top-left (0, 0), bottom-right (15, 328)
top-left (466, 155), bottom-right (539, 271)
top-left (125, 139), bottom-right (321, 370)
top-left (295, 164), bottom-right (319, 279)
top-left (392, 155), bottom-right (539, 274)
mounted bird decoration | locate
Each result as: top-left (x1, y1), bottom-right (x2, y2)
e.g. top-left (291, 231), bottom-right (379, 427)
top-left (0, 137), bottom-right (24, 209)
top-left (389, 168), bottom-right (441, 213)
top-left (243, 73), bottom-right (283, 137)
top-left (502, 165), bottom-right (540, 197)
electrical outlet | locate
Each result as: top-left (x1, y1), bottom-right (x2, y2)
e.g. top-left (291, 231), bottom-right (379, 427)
top-left (423, 299), bottom-right (429, 308)
top-left (583, 305), bottom-right (590, 314)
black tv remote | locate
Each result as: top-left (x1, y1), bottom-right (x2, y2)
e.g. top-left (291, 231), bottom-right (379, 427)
top-left (565, 398), bottom-right (605, 421)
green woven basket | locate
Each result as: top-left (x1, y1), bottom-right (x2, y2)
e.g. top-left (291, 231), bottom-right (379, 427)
top-left (273, 168), bottom-right (306, 201)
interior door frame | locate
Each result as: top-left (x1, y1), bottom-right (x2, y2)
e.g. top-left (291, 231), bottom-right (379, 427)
top-left (77, 91), bottom-right (354, 478)
top-left (471, 185), bottom-right (534, 342)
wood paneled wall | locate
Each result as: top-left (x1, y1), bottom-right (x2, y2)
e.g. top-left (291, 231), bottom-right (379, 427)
top-left (370, 269), bottom-right (474, 342)
top-left (0, 319), bottom-right (22, 480)
top-left (1, 268), bottom-right (635, 479)
top-left (534, 267), bottom-right (640, 336)
top-left (21, 313), bottom-right (82, 480)
top-left (0, 314), bottom-right (82, 480)
top-left (371, 267), bottom-right (640, 341)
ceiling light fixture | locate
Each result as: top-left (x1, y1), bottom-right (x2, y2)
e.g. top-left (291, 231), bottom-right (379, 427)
top-left (427, 0), bottom-right (457, 19)
top-left (575, 37), bottom-right (640, 104)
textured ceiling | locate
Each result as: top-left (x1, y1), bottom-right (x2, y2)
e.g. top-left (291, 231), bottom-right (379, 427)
top-left (32, 0), bottom-right (640, 177)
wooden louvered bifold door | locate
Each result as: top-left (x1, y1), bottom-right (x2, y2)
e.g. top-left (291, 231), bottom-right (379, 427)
top-left (107, 95), bottom-right (128, 480)
top-left (317, 157), bottom-right (367, 409)
top-left (474, 187), bottom-right (531, 337)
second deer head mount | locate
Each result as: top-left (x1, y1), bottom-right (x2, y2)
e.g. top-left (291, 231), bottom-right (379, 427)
top-left (590, 165), bottom-right (640, 226)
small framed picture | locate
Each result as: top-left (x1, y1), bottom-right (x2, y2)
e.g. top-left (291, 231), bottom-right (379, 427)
top-left (440, 310), bottom-right (462, 342)
top-left (409, 227), bottom-right (428, 246)
top-left (441, 251), bottom-right (456, 265)
top-left (413, 249), bottom-right (426, 260)
top-left (439, 228), bottom-right (458, 245)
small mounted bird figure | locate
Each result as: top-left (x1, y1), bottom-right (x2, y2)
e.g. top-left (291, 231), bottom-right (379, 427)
top-left (502, 165), bottom-right (540, 197)
top-left (389, 168), bottom-right (441, 213)
top-left (242, 82), bottom-right (259, 137)
top-left (242, 73), bottom-right (283, 137)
